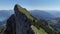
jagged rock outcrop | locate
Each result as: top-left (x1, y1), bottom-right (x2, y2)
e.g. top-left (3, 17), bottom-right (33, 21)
top-left (14, 4), bottom-right (34, 34)
top-left (3, 4), bottom-right (34, 34)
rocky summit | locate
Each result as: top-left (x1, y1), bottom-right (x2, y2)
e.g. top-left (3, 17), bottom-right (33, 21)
top-left (3, 4), bottom-right (34, 34)
top-left (14, 4), bottom-right (34, 34)
top-left (3, 4), bottom-right (60, 34)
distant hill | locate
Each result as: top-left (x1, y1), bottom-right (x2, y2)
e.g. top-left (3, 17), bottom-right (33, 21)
top-left (0, 10), bottom-right (14, 21)
top-left (0, 10), bottom-right (14, 28)
top-left (29, 10), bottom-right (55, 20)
top-left (30, 10), bottom-right (60, 19)
top-left (45, 10), bottom-right (60, 17)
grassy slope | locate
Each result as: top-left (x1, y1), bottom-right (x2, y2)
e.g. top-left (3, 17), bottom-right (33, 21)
top-left (15, 4), bottom-right (59, 34)
top-left (0, 27), bottom-right (6, 34)
top-left (31, 25), bottom-right (47, 34)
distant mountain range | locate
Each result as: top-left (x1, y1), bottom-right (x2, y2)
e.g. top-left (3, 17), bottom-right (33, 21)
top-left (45, 10), bottom-right (60, 17)
top-left (0, 10), bottom-right (14, 27)
top-left (0, 10), bottom-right (60, 32)
top-left (30, 10), bottom-right (60, 20)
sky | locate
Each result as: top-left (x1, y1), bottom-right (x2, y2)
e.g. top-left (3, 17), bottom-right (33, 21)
top-left (0, 0), bottom-right (60, 10)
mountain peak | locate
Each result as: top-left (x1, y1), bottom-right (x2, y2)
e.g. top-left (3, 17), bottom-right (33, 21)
top-left (3, 4), bottom-right (59, 34)
top-left (14, 4), bottom-right (22, 8)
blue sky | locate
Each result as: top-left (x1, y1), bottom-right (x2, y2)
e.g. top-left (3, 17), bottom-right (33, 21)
top-left (0, 0), bottom-right (60, 10)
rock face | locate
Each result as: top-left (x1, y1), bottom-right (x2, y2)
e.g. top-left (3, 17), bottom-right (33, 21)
top-left (4, 4), bottom-right (34, 34)
top-left (4, 14), bottom-right (16, 34)
top-left (14, 4), bottom-right (34, 34)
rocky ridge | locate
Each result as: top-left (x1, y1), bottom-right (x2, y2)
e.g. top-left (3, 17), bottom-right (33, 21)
top-left (3, 4), bottom-right (60, 34)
